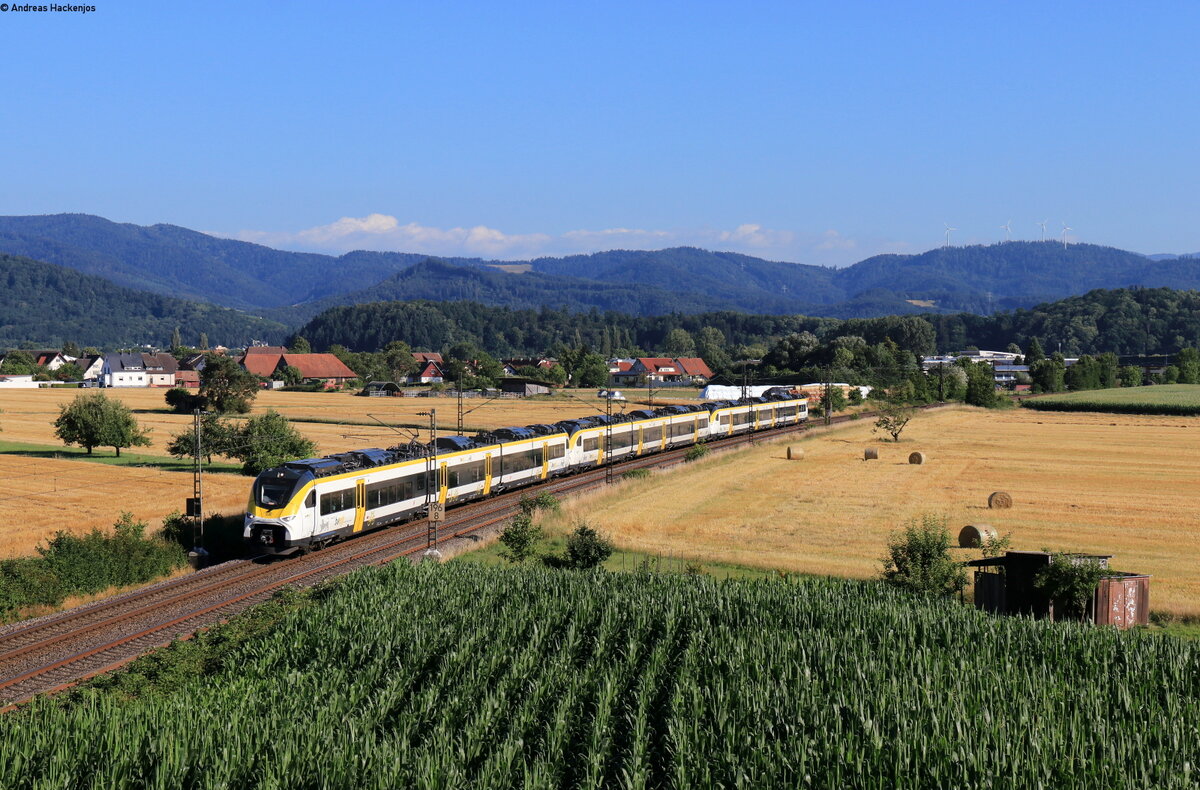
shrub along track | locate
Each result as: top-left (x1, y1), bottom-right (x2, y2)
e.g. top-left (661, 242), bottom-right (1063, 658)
top-left (0, 403), bottom-right (944, 708)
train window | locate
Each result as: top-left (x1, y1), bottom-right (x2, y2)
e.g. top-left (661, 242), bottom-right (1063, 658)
top-left (698, 417), bottom-right (708, 429)
top-left (719, 415), bottom-right (730, 426)
top-left (449, 460), bottom-right (485, 488)
top-left (548, 443), bottom-right (566, 460)
top-left (501, 448), bottom-right (544, 475)
top-left (306, 491), bottom-right (315, 508)
top-left (320, 489), bottom-right (352, 515)
top-left (582, 437), bottom-right (599, 452)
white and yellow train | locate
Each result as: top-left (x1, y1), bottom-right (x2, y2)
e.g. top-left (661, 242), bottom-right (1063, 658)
top-left (245, 391), bottom-right (808, 555)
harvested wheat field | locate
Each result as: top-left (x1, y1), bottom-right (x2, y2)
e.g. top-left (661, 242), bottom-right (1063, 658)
top-left (0, 455), bottom-right (248, 558)
top-left (543, 406), bottom-right (1200, 616)
top-left (0, 387), bottom-right (657, 457)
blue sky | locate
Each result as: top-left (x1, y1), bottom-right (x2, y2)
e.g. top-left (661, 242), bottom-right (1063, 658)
top-left (2, 1), bottom-right (1197, 265)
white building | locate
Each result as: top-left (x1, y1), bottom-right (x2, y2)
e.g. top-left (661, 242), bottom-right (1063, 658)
top-left (102, 353), bottom-right (148, 387)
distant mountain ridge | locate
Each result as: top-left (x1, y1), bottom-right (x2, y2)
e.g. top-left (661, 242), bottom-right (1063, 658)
top-left (3, 213), bottom-right (1200, 322)
top-left (0, 253), bottom-right (287, 348)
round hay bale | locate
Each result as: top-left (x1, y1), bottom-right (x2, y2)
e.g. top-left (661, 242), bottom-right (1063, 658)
top-left (908, 451), bottom-right (926, 465)
top-left (863, 447), bottom-right (879, 460)
top-left (958, 524), bottom-right (998, 549)
top-left (988, 491), bottom-right (1013, 509)
top-left (786, 446), bottom-right (804, 460)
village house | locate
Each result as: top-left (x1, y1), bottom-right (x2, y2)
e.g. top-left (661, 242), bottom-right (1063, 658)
top-left (141, 352), bottom-right (179, 387)
top-left (611, 357), bottom-right (714, 386)
top-left (239, 352), bottom-right (358, 387)
top-left (101, 353), bottom-right (148, 387)
top-left (409, 360), bottom-right (445, 384)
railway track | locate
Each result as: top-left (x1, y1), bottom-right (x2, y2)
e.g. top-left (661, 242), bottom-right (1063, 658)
top-left (0, 406), bottom-right (916, 708)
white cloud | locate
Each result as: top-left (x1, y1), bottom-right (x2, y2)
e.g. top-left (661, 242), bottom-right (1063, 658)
top-left (216, 214), bottom-right (895, 266)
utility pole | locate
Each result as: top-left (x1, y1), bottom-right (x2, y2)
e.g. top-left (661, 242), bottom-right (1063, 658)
top-left (824, 367), bottom-right (832, 427)
top-left (456, 373), bottom-right (464, 435)
top-left (938, 362), bottom-right (945, 402)
top-left (189, 408), bottom-right (207, 564)
top-left (419, 409), bottom-right (441, 560)
top-left (604, 393), bottom-right (614, 485)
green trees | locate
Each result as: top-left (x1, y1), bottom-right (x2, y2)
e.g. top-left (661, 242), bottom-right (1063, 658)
top-left (290, 336), bottom-right (312, 354)
top-left (225, 410), bottom-right (316, 475)
top-left (1119, 365), bottom-right (1144, 388)
top-left (1024, 337), bottom-right (1045, 365)
top-left (880, 515), bottom-right (966, 597)
top-left (166, 413), bottom-right (235, 464)
top-left (1029, 358), bottom-right (1065, 393)
top-left (53, 393), bottom-right (152, 456)
top-left (663, 328), bottom-right (696, 357)
top-left (961, 360), bottom-right (1000, 407)
top-left (200, 353), bottom-right (259, 414)
top-left (1175, 347), bottom-right (1200, 384)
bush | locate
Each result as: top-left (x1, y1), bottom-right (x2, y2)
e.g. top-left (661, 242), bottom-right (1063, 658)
top-left (564, 523), bottom-right (614, 570)
top-left (164, 387), bottom-right (205, 414)
top-left (621, 468), bottom-right (650, 480)
top-left (0, 513), bottom-right (186, 620)
top-left (684, 442), bottom-right (708, 462)
top-left (518, 491), bottom-right (560, 516)
top-left (1034, 553), bottom-right (1105, 621)
top-left (880, 514), bottom-right (966, 598)
top-left (498, 513), bottom-right (543, 564)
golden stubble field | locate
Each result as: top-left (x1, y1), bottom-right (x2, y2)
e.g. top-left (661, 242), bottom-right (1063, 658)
top-left (540, 406), bottom-right (1200, 616)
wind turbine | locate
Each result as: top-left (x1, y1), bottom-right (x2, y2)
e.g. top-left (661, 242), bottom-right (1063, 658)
top-left (1001, 220), bottom-right (1012, 242)
top-left (1038, 220), bottom-right (1048, 241)
top-left (1061, 222), bottom-right (1073, 249)
top-left (944, 223), bottom-right (957, 248)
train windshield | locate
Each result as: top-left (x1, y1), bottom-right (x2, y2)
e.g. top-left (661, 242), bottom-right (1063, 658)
top-left (254, 467), bottom-right (308, 510)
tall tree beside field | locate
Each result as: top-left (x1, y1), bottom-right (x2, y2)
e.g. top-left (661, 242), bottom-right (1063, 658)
top-left (1175, 347), bottom-right (1200, 384)
top-left (663, 328), bottom-right (696, 357)
top-left (1029, 358), bottom-right (1065, 393)
top-left (290, 336), bottom-right (311, 354)
top-left (1065, 355), bottom-right (1102, 391)
top-left (225, 410), bottom-right (316, 476)
top-left (167, 413), bottom-right (235, 464)
top-left (53, 393), bottom-right (152, 457)
top-left (200, 353), bottom-right (259, 414)
top-left (1024, 337), bottom-right (1045, 365)
top-left (198, 332), bottom-right (208, 350)
top-left (961, 360), bottom-right (1000, 407)
top-left (170, 326), bottom-right (182, 350)
top-left (1119, 365), bottom-right (1144, 388)
top-left (873, 398), bottom-right (916, 442)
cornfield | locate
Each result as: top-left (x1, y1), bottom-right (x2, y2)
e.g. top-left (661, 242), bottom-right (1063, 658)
top-left (2, 563), bottom-right (1197, 788)
top-left (1023, 384), bottom-right (1200, 415)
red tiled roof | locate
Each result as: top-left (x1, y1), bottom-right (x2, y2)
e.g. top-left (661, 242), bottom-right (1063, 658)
top-left (615, 361), bottom-right (634, 373)
top-left (245, 346), bottom-right (288, 355)
top-left (673, 357), bottom-right (713, 379)
top-left (240, 353), bottom-right (283, 378)
top-left (413, 352), bottom-right (444, 364)
top-left (281, 353), bottom-right (358, 380)
top-left (637, 357), bottom-right (679, 374)
top-left (417, 361), bottom-right (444, 377)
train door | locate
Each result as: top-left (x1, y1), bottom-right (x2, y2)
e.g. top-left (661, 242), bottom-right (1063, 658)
top-left (352, 480), bottom-right (366, 533)
top-left (637, 426), bottom-right (644, 455)
top-left (438, 463), bottom-right (448, 504)
top-left (597, 432), bottom-right (605, 465)
top-left (483, 455), bottom-right (493, 495)
top-left (541, 442), bottom-right (550, 479)
top-left (692, 416), bottom-right (699, 443)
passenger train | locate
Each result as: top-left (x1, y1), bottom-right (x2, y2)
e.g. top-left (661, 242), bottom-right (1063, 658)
top-left (245, 390), bottom-right (808, 555)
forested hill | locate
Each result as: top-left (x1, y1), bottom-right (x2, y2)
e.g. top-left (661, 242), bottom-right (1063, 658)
top-left (296, 286), bottom-right (1200, 359)
top-left (5, 214), bottom-right (1200, 320)
top-left (0, 254), bottom-right (288, 348)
